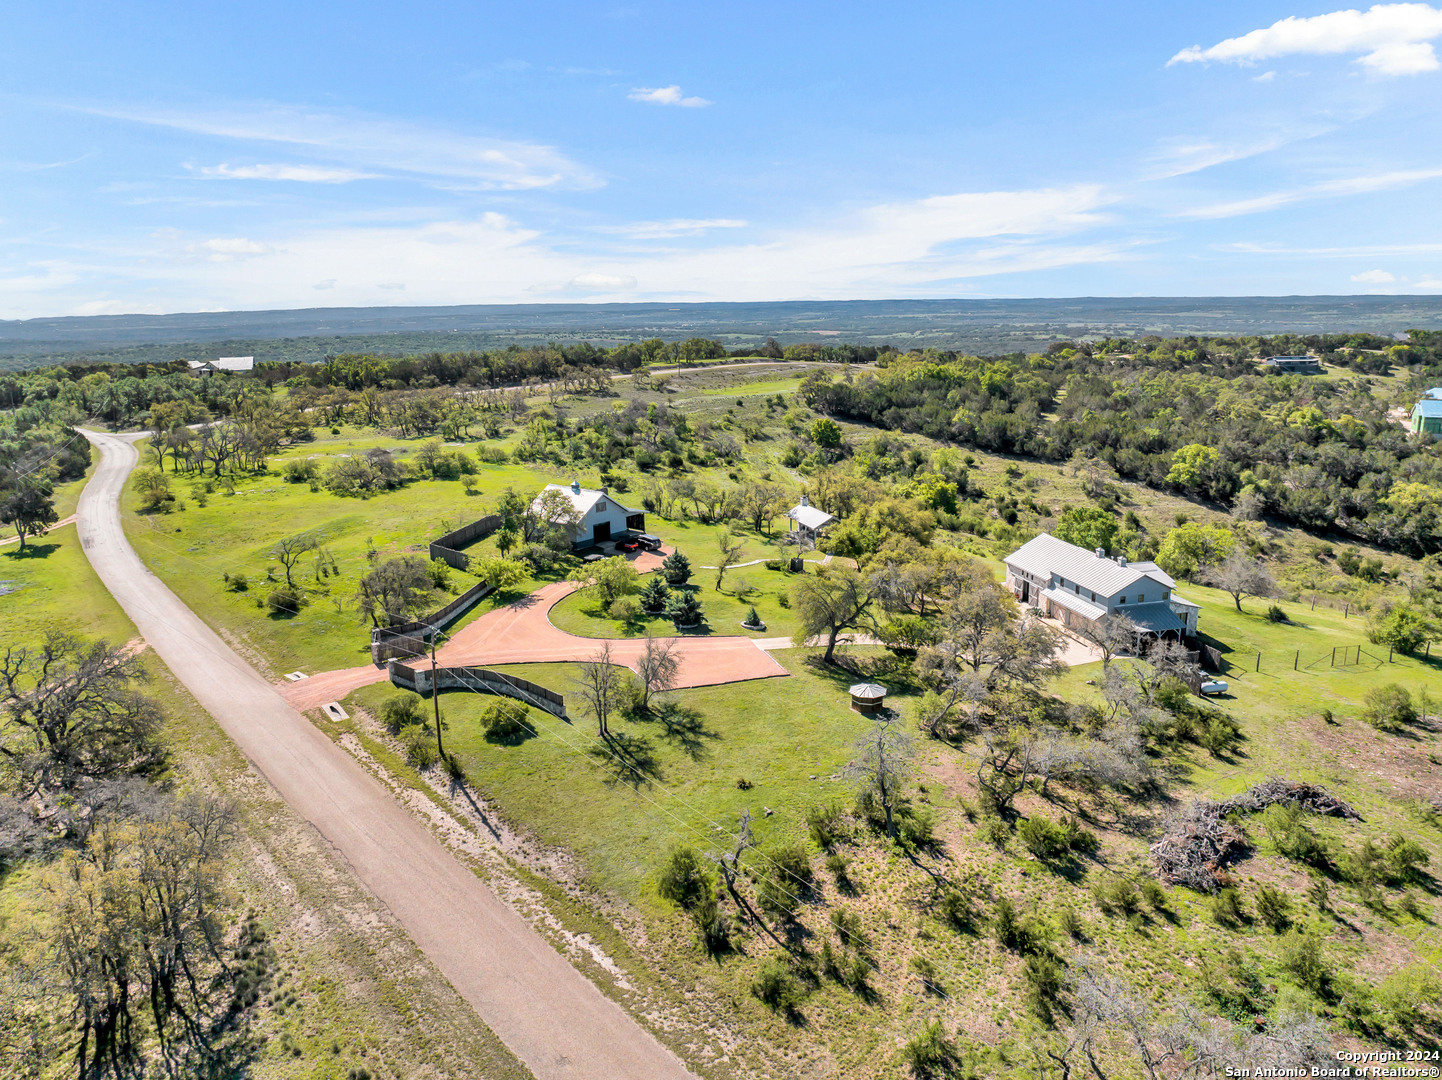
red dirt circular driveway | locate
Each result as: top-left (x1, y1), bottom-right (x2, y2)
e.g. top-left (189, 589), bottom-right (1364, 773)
top-left (280, 576), bottom-right (788, 710)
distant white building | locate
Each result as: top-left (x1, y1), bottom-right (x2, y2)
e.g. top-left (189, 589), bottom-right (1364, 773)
top-left (786, 496), bottom-right (835, 544)
top-left (188, 356), bottom-right (255, 375)
top-left (534, 480), bottom-right (645, 547)
top-left (1260, 355), bottom-right (1322, 374)
top-left (1004, 533), bottom-right (1199, 641)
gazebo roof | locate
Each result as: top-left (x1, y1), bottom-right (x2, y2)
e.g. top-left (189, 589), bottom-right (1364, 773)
top-left (849, 683), bottom-right (888, 699)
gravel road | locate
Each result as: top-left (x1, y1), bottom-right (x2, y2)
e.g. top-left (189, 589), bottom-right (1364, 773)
top-left (75, 429), bottom-right (697, 1080)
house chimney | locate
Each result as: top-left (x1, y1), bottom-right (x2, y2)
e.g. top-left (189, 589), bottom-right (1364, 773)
top-left (1116, 555), bottom-right (1127, 567)
top-left (571, 478), bottom-right (581, 494)
top-left (800, 495), bottom-right (810, 507)
top-left (600, 485), bottom-right (609, 496)
top-left (1095, 547), bottom-right (1105, 558)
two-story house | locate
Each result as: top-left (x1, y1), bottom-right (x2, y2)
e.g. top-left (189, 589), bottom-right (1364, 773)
top-left (1003, 533), bottom-right (1200, 642)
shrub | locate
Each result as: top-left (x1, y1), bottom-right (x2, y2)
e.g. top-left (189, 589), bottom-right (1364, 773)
top-left (691, 894), bottom-right (731, 953)
top-left (282, 458), bottom-right (319, 484)
top-left (657, 846), bottom-right (711, 909)
top-left (427, 559), bottom-right (451, 591)
top-left (744, 605), bottom-right (764, 628)
top-left (1255, 885), bottom-right (1293, 932)
top-left (1266, 603), bottom-right (1287, 623)
top-left (757, 872), bottom-right (801, 921)
top-left (1060, 816), bottom-right (1100, 854)
top-left (224, 572), bottom-right (249, 592)
top-left (607, 596), bottom-right (641, 621)
top-left (750, 955), bottom-right (802, 1011)
top-left (1018, 815), bottom-right (1071, 861)
top-left (1209, 887), bottom-right (1246, 926)
top-left (805, 802), bottom-right (846, 848)
top-left (1261, 803), bottom-right (1330, 867)
top-left (1092, 878), bottom-right (1141, 917)
top-left (475, 444), bottom-right (507, 464)
top-left (902, 1020), bottom-right (957, 1078)
top-left (979, 817), bottom-right (1010, 850)
top-left (1280, 931), bottom-right (1330, 997)
top-left (1364, 684), bottom-right (1416, 731)
top-left (1023, 953), bottom-right (1065, 1022)
top-left (405, 731), bottom-right (438, 770)
top-left (379, 693), bottom-right (423, 735)
top-left (479, 701), bottom-right (530, 741)
top-left (768, 843), bottom-right (813, 890)
top-left (825, 852), bottom-right (852, 887)
top-left (735, 777), bottom-right (752, 790)
top-left (1057, 906), bottom-right (1086, 940)
top-left (266, 585), bottom-right (303, 616)
top-left (1140, 879), bottom-right (1168, 910)
top-left (897, 805), bottom-right (936, 850)
top-left (936, 887), bottom-right (976, 932)
top-left (992, 897), bottom-right (1039, 952)
top-left (909, 955), bottom-right (943, 993)
top-left (664, 590), bottom-right (704, 628)
top-left (443, 753), bottom-right (466, 781)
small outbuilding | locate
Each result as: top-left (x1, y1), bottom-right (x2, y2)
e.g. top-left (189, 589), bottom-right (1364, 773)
top-left (848, 682), bottom-right (888, 714)
top-left (1410, 388), bottom-right (1442, 437)
top-left (787, 496), bottom-right (835, 545)
top-left (1260, 355), bottom-right (1322, 374)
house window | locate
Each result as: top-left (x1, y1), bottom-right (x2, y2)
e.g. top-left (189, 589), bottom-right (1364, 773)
top-left (1120, 596), bottom-right (1126, 604)
top-left (1137, 593), bottom-right (1144, 602)
top-left (1090, 592), bottom-right (1096, 602)
top-left (596, 499), bottom-right (607, 511)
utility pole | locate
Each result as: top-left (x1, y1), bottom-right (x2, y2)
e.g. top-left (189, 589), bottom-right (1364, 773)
top-left (430, 630), bottom-right (445, 763)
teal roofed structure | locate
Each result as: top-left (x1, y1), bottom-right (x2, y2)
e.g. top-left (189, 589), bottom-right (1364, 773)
top-left (1411, 394), bottom-right (1442, 437)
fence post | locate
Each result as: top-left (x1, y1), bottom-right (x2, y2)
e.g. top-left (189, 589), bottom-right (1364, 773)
top-left (1344, 604), bottom-right (1349, 618)
top-left (1311, 595), bottom-right (1316, 611)
top-left (1294, 650), bottom-right (1299, 671)
top-left (1389, 645), bottom-right (1394, 663)
top-left (1255, 652), bottom-right (1261, 673)
top-left (1330, 647), bottom-right (1336, 667)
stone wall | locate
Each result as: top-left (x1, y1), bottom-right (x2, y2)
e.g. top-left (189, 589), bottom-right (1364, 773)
top-left (387, 660), bottom-right (566, 718)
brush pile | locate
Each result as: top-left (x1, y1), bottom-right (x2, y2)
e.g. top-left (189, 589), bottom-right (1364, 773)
top-left (1150, 779), bottom-right (1360, 891)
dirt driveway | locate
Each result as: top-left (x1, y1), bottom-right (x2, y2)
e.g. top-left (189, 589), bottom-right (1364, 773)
top-left (282, 578), bottom-right (787, 711)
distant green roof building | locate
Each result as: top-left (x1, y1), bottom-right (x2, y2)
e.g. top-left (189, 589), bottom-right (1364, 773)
top-left (1410, 389), bottom-right (1442, 436)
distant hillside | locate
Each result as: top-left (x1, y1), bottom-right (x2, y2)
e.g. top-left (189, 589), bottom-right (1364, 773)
top-left (3, 296), bottom-right (1441, 370)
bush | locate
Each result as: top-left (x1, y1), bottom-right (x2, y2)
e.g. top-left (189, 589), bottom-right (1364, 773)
top-left (638, 576), bottom-right (669, 612)
top-left (266, 585), bottom-right (303, 616)
top-left (750, 955), bottom-right (803, 1011)
top-left (475, 444), bottom-right (507, 464)
top-left (909, 955), bottom-right (943, 993)
top-left (825, 852), bottom-right (852, 887)
top-left (379, 693), bottom-right (424, 735)
top-left (1256, 885), bottom-right (1293, 932)
top-left (1023, 953), bottom-right (1065, 1022)
top-left (936, 887), bottom-right (976, 932)
top-left (690, 894), bottom-right (731, 953)
top-left (665, 590), bottom-right (704, 628)
top-left (282, 458), bottom-right (319, 484)
top-left (992, 897), bottom-right (1041, 952)
top-left (897, 804), bottom-right (936, 850)
top-left (427, 559), bottom-right (451, 591)
top-left (1210, 887), bottom-right (1246, 926)
top-left (1280, 931), bottom-right (1330, 997)
top-left (1261, 803), bottom-right (1330, 867)
top-left (1018, 815), bottom-right (1071, 861)
top-left (657, 846), bottom-right (711, 909)
top-left (1092, 878), bottom-right (1141, 917)
top-left (405, 731), bottom-right (438, 770)
top-left (1140, 879), bottom-right (1168, 910)
top-left (1364, 684), bottom-right (1416, 731)
top-left (1266, 604), bottom-right (1287, 623)
top-left (224, 572), bottom-right (249, 592)
top-left (979, 817), bottom-right (1010, 850)
top-left (607, 596), bottom-right (641, 621)
top-left (768, 843), bottom-right (813, 889)
top-left (1057, 906), bottom-right (1085, 940)
top-left (805, 802), bottom-right (846, 848)
top-left (479, 701), bottom-right (530, 741)
top-left (902, 1020), bottom-right (957, 1078)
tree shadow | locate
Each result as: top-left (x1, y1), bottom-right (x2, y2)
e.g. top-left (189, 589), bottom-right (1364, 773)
top-left (2, 541), bottom-right (59, 561)
top-left (589, 730), bottom-right (661, 789)
top-left (649, 700), bottom-right (720, 760)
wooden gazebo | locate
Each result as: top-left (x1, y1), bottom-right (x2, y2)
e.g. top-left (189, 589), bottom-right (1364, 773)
top-left (848, 682), bottom-right (888, 714)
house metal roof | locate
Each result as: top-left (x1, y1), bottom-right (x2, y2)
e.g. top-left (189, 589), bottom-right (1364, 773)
top-left (1424, 387), bottom-right (1442, 400)
top-left (534, 482), bottom-right (639, 519)
top-left (1128, 560), bottom-right (1176, 589)
top-left (1042, 586), bottom-right (1108, 621)
top-left (1006, 533), bottom-right (1152, 598)
top-left (213, 356), bottom-right (254, 371)
top-left (1126, 603), bottom-right (1189, 635)
top-left (1414, 399), bottom-right (1442, 418)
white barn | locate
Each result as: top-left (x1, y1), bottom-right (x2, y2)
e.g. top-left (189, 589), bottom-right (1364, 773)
top-left (535, 480), bottom-right (645, 547)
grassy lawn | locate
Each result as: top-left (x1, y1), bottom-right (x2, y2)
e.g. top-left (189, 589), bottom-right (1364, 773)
top-left (1, 523), bottom-right (134, 645)
top-left (347, 649), bottom-right (912, 903)
top-left (549, 575), bottom-right (803, 640)
top-left (698, 376), bottom-right (805, 397)
top-left (119, 433), bottom-right (566, 675)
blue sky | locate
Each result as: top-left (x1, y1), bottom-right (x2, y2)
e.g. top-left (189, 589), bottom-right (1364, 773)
top-left (2, 1), bottom-right (1442, 317)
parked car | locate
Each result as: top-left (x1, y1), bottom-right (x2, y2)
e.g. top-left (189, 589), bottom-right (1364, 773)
top-left (636, 534), bottom-right (663, 551)
top-left (615, 537), bottom-right (641, 552)
top-left (1199, 679), bottom-right (1229, 696)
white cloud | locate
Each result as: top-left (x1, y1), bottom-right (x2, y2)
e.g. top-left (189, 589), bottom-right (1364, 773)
top-left (1254, 70), bottom-right (1278, 81)
top-left (189, 237), bottom-right (273, 262)
top-left (1144, 136), bottom-right (1289, 180)
top-left (1170, 3), bottom-right (1442, 76)
top-left (79, 102), bottom-right (601, 190)
top-left (0, 183), bottom-right (1121, 315)
top-left (627, 85), bottom-right (712, 107)
top-left (1415, 277), bottom-right (1442, 288)
top-left (1182, 165), bottom-right (1442, 217)
top-left (596, 218), bottom-right (748, 239)
top-left (1351, 268), bottom-right (1397, 282)
top-left (197, 163), bottom-right (376, 183)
